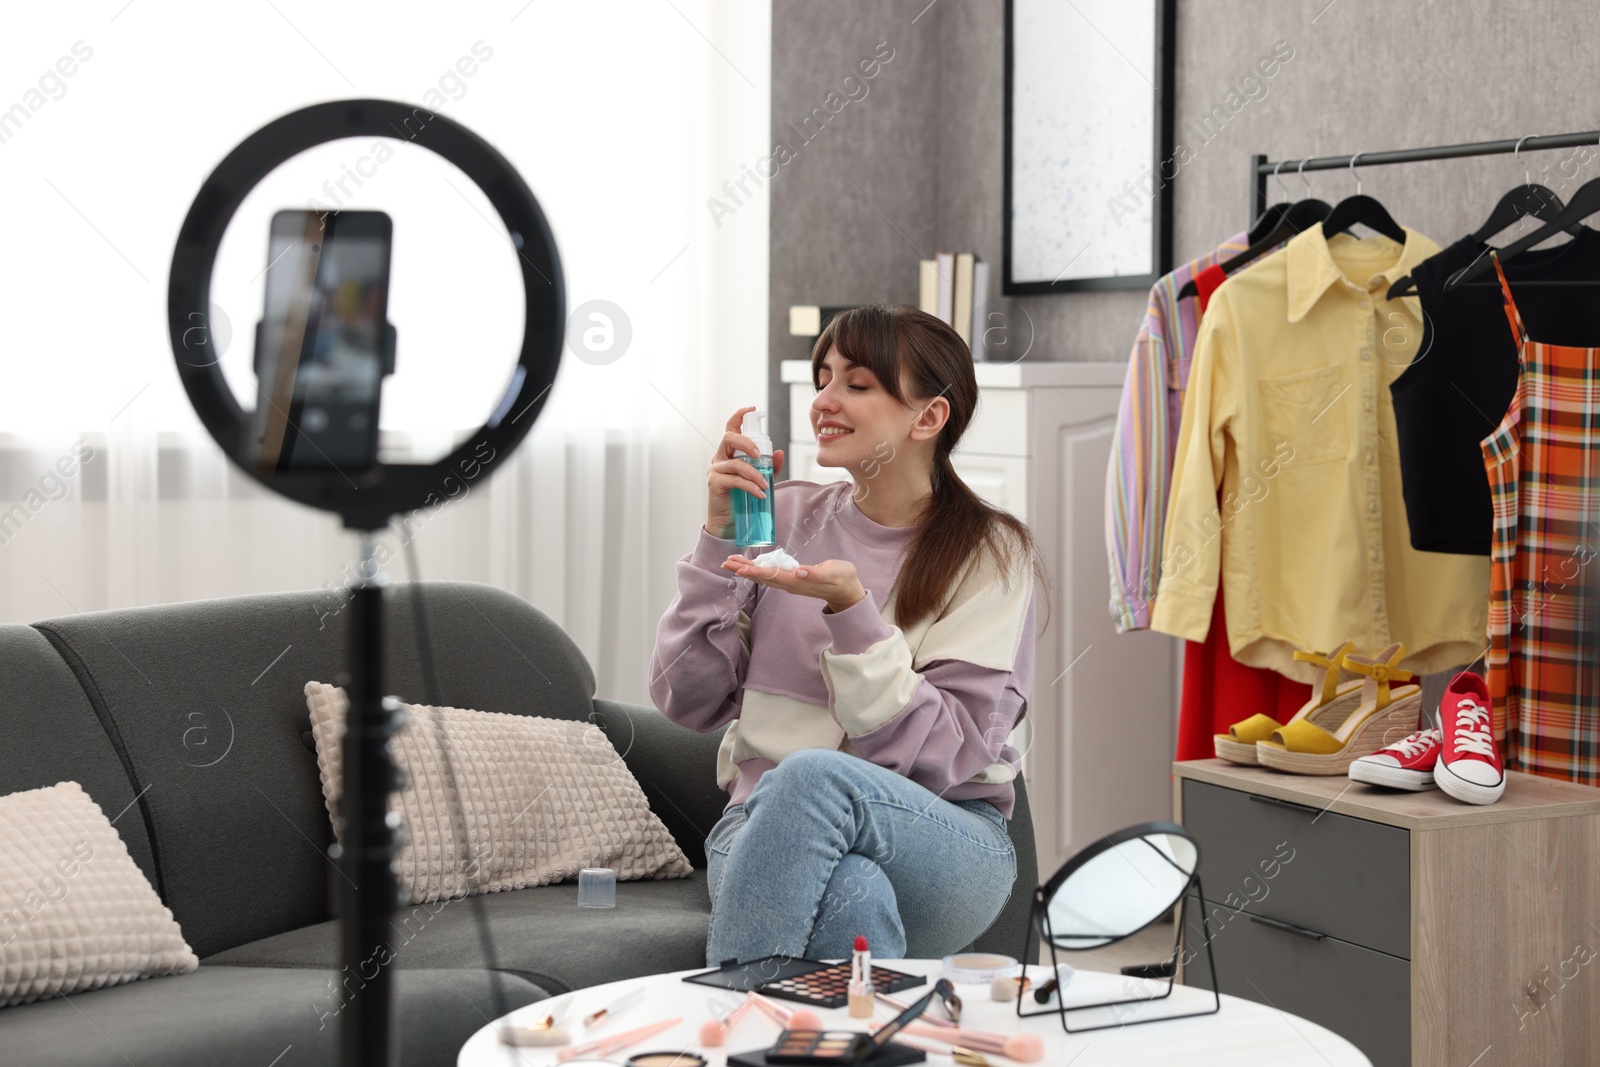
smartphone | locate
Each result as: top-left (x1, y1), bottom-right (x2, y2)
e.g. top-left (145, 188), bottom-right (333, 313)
top-left (253, 209), bottom-right (394, 474)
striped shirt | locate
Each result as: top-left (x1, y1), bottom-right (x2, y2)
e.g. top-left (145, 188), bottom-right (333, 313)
top-left (1105, 233), bottom-right (1249, 632)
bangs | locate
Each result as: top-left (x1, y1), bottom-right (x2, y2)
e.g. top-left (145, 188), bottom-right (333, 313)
top-left (810, 306), bottom-right (907, 404)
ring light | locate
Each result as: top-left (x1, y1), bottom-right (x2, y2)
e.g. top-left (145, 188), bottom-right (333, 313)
top-left (166, 99), bottom-right (566, 1067)
top-left (167, 97), bottom-right (565, 531)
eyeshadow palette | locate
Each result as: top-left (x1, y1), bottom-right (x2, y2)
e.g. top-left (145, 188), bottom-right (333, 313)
top-left (726, 1042), bottom-right (923, 1067)
top-left (766, 1030), bottom-right (875, 1063)
top-left (682, 955), bottom-right (925, 1009)
top-left (726, 987), bottom-right (935, 1067)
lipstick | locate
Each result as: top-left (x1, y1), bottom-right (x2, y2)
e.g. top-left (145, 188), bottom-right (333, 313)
top-left (848, 935), bottom-right (874, 1018)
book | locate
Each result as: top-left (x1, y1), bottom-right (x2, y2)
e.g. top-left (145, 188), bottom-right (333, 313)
top-left (971, 260), bottom-right (990, 360)
top-left (953, 252), bottom-right (975, 344)
top-left (918, 260), bottom-right (938, 317)
top-left (788, 306), bottom-right (862, 337)
top-left (935, 251), bottom-right (955, 325)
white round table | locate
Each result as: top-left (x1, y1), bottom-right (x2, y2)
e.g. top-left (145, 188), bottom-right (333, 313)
top-left (458, 958), bottom-right (1369, 1066)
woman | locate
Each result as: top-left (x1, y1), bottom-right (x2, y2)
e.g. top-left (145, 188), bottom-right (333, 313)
top-left (649, 305), bottom-right (1051, 965)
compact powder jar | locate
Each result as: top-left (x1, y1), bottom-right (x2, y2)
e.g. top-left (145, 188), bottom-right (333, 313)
top-left (940, 952), bottom-right (1020, 985)
top-left (628, 1053), bottom-right (708, 1067)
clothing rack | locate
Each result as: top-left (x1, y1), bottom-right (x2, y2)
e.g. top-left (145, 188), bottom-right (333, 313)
top-left (1248, 131), bottom-right (1600, 222)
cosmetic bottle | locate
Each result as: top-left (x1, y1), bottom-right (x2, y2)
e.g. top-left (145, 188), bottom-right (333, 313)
top-left (731, 409), bottom-right (777, 550)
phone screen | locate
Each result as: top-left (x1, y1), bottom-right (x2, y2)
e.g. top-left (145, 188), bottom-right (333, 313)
top-left (254, 209), bottom-right (392, 473)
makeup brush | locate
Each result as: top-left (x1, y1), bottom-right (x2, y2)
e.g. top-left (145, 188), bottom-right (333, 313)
top-left (500, 1013), bottom-right (571, 1048)
top-left (500, 995), bottom-right (576, 1047)
top-left (896, 1035), bottom-right (994, 1067)
top-left (875, 991), bottom-right (955, 1027)
top-left (555, 1016), bottom-right (682, 1061)
top-left (748, 991), bottom-right (824, 1032)
top-left (933, 978), bottom-right (963, 1023)
top-left (698, 992), bottom-right (759, 1047)
top-left (890, 1022), bottom-right (1045, 1063)
top-left (583, 985), bottom-right (646, 1029)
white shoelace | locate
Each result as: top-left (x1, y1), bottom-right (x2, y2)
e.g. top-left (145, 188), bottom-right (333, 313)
top-left (1387, 728), bottom-right (1440, 758)
top-left (1450, 700), bottom-right (1496, 757)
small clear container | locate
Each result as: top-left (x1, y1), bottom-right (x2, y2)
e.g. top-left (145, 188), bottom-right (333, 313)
top-left (578, 867), bottom-right (617, 908)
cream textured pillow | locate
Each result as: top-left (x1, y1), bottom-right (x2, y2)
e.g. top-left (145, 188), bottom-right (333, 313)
top-left (305, 682), bottom-right (691, 903)
top-left (0, 781), bottom-right (198, 1007)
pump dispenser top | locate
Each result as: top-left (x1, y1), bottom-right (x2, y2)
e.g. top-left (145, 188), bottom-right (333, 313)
top-left (739, 410), bottom-right (771, 459)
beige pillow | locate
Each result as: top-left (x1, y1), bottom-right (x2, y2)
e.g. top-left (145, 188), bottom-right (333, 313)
top-left (0, 781), bottom-right (198, 1007)
top-left (305, 682), bottom-right (691, 903)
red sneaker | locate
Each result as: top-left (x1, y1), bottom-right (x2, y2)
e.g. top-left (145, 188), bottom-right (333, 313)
top-left (1348, 728), bottom-right (1442, 790)
top-left (1433, 671), bottom-right (1506, 804)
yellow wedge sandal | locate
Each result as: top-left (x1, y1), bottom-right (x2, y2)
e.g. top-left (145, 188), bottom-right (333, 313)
top-left (1213, 641), bottom-right (1365, 764)
top-left (1255, 643), bottom-right (1423, 776)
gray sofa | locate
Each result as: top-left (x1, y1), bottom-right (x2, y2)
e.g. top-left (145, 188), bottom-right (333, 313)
top-left (0, 581), bottom-right (1039, 1065)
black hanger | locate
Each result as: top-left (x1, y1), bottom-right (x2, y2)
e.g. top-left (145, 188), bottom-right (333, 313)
top-left (1321, 152), bottom-right (1406, 244)
top-left (1323, 194), bottom-right (1406, 243)
top-left (1246, 161), bottom-right (1295, 245)
top-left (1177, 198), bottom-right (1331, 300)
top-left (1446, 174), bottom-right (1600, 291)
top-left (1470, 183), bottom-right (1567, 244)
top-left (1386, 184), bottom-right (1570, 299)
top-left (1247, 201), bottom-right (1292, 246)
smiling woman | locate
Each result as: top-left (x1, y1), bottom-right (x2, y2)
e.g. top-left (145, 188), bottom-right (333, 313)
top-left (650, 304), bottom-right (1052, 967)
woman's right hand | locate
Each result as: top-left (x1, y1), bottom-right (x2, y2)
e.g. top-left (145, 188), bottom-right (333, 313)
top-left (706, 405), bottom-right (785, 539)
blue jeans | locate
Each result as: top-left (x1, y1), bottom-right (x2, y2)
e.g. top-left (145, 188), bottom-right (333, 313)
top-left (703, 748), bottom-right (1017, 965)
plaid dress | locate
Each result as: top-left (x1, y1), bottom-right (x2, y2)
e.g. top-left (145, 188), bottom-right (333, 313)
top-left (1484, 252), bottom-right (1600, 783)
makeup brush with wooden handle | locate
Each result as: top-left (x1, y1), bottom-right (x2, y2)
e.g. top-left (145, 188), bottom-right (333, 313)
top-left (555, 1017), bottom-right (682, 1061)
top-left (886, 1022), bottom-right (1045, 1063)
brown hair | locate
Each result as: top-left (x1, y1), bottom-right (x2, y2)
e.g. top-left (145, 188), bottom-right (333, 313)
top-left (810, 305), bottom-right (1052, 637)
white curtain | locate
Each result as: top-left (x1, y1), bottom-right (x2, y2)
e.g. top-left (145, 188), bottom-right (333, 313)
top-left (0, 1), bottom-right (771, 708)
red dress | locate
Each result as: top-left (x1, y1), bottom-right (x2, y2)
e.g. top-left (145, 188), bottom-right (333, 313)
top-left (1172, 264), bottom-right (1311, 762)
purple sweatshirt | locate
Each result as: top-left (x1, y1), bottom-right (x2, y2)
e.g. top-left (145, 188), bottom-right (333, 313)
top-left (648, 478), bottom-right (1037, 819)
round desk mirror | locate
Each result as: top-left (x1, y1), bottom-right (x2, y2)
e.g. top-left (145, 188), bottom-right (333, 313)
top-left (1039, 821), bottom-right (1199, 950)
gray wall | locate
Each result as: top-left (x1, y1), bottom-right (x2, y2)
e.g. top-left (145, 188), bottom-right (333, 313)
top-left (769, 0), bottom-right (1600, 456)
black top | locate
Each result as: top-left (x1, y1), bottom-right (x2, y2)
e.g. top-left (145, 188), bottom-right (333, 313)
top-left (1390, 226), bottom-right (1600, 554)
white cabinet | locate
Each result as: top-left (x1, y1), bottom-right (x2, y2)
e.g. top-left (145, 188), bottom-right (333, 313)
top-left (782, 360), bottom-right (1181, 880)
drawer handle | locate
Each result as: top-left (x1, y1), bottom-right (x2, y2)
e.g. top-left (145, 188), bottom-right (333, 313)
top-left (1247, 793), bottom-right (1323, 816)
top-left (1248, 914), bottom-right (1327, 941)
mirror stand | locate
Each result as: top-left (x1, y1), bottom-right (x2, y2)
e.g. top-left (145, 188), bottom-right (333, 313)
top-left (1012, 879), bottom-right (1222, 1034)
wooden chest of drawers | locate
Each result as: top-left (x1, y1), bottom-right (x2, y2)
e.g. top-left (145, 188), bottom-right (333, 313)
top-left (1174, 759), bottom-right (1600, 1067)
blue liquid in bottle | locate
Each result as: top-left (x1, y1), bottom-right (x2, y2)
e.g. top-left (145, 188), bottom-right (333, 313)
top-left (733, 454), bottom-right (776, 548)
top-left (733, 410), bottom-right (777, 549)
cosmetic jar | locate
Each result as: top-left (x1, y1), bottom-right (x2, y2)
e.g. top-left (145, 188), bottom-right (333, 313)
top-left (939, 952), bottom-right (1020, 985)
top-left (577, 867), bottom-right (616, 908)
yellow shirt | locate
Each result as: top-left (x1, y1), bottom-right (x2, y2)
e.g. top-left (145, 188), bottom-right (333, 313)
top-left (1150, 223), bottom-right (1489, 682)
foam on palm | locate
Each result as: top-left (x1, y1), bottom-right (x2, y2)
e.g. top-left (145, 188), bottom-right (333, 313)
top-left (750, 547), bottom-right (800, 570)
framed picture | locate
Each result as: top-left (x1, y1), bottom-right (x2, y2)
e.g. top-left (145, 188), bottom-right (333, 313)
top-left (1004, 0), bottom-right (1175, 293)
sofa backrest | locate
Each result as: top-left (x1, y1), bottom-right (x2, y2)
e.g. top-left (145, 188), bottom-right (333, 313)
top-left (0, 626), bottom-right (161, 895)
top-left (27, 580), bottom-right (600, 958)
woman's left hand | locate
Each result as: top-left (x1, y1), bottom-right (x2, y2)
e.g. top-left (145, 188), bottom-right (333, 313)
top-left (722, 555), bottom-right (867, 613)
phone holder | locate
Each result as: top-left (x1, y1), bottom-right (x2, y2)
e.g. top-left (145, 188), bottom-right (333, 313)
top-left (165, 99), bottom-right (565, 1067)
top-left (252, 321), bottom-right (397, 381)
